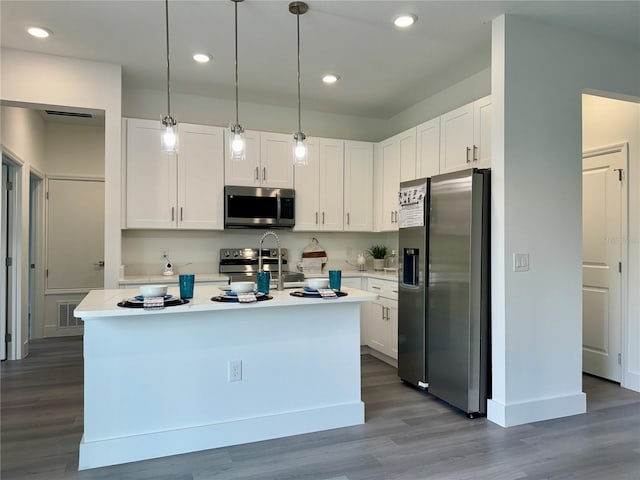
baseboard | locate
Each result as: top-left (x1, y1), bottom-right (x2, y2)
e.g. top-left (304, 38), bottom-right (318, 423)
top-left (366, 349), bottom-right (398, 368)
top-left (44, 325), bottom-right (83, 338)
top-left (487, 392), bottom-right (586, 427)
top-left (623, 371), bottom-right (640, 392)
top-left (79, 401), bottom-right (364, 470)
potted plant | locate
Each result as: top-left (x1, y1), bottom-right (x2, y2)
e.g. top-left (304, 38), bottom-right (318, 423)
top-left (367, 244), bottom-right (388, 271)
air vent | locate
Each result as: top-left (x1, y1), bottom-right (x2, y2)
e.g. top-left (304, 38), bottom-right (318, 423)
top-left (45, 110), bottom-right (93, 119)
top-left (57, 302), bottom-right (83, 328)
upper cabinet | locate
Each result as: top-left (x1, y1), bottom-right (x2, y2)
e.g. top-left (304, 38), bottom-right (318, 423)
top-left (344, 141), bottom-right (374, 232)
top-left (397, 127), bottom-right (417, 182)
top-left (440, 95), bottom-right (492, 173)
top-left (124, 118), bottom-right (224, 230)
top-left (416, 117), bottom-right (440, 179)
top-left (294, 138), bottom-right (344, 231)
top-left (224, 131), bottom-right (294, 188)
top-left (375, 137), bottom-right (401, 232)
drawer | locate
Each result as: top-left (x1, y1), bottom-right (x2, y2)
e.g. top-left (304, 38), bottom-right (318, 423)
top-left (366, 278), bottom-right (398, 300)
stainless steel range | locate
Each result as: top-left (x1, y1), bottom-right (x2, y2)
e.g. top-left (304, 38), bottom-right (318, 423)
top-left (219, 248), bottom-right (304, 285)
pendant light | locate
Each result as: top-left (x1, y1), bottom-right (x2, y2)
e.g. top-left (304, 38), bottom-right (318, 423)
top-left (229, 0), bottom-right (246, 160)
top-left (289, 1), bottom-right (308, 166)
top-left (161, 0), bottom-right (178, 153)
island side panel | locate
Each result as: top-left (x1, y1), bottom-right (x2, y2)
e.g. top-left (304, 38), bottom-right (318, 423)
top-left (80, 301), bottom-right (363, 469)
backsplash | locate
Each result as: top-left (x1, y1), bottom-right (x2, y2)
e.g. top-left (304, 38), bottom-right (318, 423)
top-left (122, 229), bottom-right (398, 276)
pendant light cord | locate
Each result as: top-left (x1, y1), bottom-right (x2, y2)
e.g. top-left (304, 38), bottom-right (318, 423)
top-left (165, 0), bottom-right (171, 117)
top-left (296, 9), bottom-right (301, 133)
top-left (234, 0), bottom-right (240, 125)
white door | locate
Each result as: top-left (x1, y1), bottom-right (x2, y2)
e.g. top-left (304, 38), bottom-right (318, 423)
top-left (318, 138), bottom-right (344, 231)
top-left (582, 146), bottom-right (626, 382)
top-left (224, 129), bottom-right (261, 187)
top-left (260, 132), bottom-right (293, 188)
top-left (46, 178), bottom-right (105, 290)
top-left (293, 138), bottom-right (320, 231)
top-left (440, 102), bottom-right (473, 173)
top-left (416, 117), bottom-right (440, 178)
top-left (344, 141), bottom-right (373, 232)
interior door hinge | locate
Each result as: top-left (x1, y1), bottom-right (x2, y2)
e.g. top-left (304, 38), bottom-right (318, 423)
top-left (5, 333), bottom-right (11, 343)
top-left (619, 262), bottom-right (622, 273)
top-left (618, 353), bottom-right (622, 365)
top-left (46, 269), bottom-right (49, 278)
top-left (5, 180), bottom-right (13, 191)
top-left (46, 191), bottom-right (49, 200)
top-left (5, 257), bottom-right (12, 267)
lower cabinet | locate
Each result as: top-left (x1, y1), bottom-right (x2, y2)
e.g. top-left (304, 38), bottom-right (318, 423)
top-left (362, 278), bottom-right (398, 362)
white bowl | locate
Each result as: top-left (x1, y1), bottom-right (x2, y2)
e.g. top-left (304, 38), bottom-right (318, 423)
top-left (307, 278), bottom-right (329, 290)
top-left (230, 281), bottom-right (255, 293)
top-left (139, 284), bottom-right (168, 298)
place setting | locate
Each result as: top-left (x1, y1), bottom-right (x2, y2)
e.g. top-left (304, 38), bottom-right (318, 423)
top-left (212, 274), bottom-right (273, 303)
top-left (289, 270), bottom-right (347, 299)
top-left (117, 280), bottom-right (191, 310)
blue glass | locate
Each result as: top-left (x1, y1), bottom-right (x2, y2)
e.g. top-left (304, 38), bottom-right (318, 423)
top-left (257, 271), bottom-right (271, 294)
top-left (179, 274), bottom-right (195, 299)
top-left (329, 270), bottom-right (342, 291)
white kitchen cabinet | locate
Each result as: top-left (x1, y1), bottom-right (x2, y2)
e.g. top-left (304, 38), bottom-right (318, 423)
top-left (416, 117), bottom-right (440, 178)
top-left (344, 141), bottom-right (374, 232)
top-left (224, 130), bottom-right (293, 188)
top-left (125, 118), bottom-right (224, 229)
top-left (398, 127), bottom-right (417, 182)
top-left (363, 278), bottom-right (398, 362)
top-left (375, 138), bottom-right (400, 232)
top-left (439, 95), bottom-right (492, 173)
top-left (294, 138), bottom-right (344, 231)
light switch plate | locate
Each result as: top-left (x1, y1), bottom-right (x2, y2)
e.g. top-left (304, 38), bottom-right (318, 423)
top-left (513, 253), bottom-right (529, 272)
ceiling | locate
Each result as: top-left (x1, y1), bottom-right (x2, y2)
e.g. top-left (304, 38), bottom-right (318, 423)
top-left (1, 1), bottom-right (639, 120)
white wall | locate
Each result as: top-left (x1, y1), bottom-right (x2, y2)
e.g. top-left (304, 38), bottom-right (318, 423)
top-left (123, 87), bottom-right (388, 143)
top-left (0, 106), bottom-right (46, 357)
top-left (583, 94), bottom-right (640, 390)
top-left (44, 123), bottom-right (105, 177)
top-left (489, 15), bottom-right (640, 427)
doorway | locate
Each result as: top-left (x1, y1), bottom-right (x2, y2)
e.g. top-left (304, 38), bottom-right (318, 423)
top-left (582, 144), bottom-right (627, 382)
top-left (29, 171), bottom-right (44, 340)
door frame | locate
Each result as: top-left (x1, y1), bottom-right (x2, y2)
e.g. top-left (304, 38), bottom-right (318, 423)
top-left (2, 150), bottom-right (24, 360)
top-left (582, 142), bottom-right (629, 387)
top-left (29, 168), bottom-right (45, 340)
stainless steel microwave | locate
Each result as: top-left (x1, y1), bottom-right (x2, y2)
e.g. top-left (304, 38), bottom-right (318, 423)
top-left (224, 186), bottom-right (295, 229)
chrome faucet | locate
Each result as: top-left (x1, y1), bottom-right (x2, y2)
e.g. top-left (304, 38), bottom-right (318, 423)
top-left (258, 231), bottom-right (283, 291)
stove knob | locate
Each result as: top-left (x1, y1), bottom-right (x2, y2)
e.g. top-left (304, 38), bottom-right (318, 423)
top-left (224, 251), bottom-right (230, 258)
top-left (233, 251), bottom-right (239, 257)
top-left (270, 249), bottom-right (277, 257)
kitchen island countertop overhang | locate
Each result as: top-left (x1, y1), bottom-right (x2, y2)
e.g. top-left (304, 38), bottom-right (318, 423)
top-left (74, 285), bottom-right (377, 470)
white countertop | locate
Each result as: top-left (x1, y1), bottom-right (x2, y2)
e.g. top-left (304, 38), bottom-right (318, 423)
top-left (75, 285), bottom-right (378, 319)
top-left (118, 270), bottom-right (398, 286)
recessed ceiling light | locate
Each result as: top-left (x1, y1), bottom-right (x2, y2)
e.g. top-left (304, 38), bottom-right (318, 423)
top-left (27, 26), bottom-right (52, 38)
top-left (193, 53), bottom-right (211, 63)
top-left (322, 74), bottom-right (339, 84)
top-left (393, 14), bottom-right (417, 28)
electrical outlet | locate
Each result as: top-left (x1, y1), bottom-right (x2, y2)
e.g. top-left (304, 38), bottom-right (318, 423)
top-left (228, 360), bottom-right (242, 382)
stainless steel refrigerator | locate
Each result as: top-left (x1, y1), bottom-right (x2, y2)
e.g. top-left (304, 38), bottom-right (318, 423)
top-left (398, 178), bottom-right (430, 389)
top-left (427, 168), bottom-right (490, 417)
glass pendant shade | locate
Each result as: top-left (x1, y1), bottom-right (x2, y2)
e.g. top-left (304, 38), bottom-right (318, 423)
top-left (293, 131), bottom-right (307, 165)
top-left (230, 123), bottom-right (246, 161)
top-left (161, 114), bottom-right (178, 153)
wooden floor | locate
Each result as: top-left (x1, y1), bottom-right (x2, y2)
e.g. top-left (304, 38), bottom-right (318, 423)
top-left (2, 337), bottom-right (639, 480)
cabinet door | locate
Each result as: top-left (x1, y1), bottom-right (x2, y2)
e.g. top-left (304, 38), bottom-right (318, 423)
top-left (365, 300), bottom-right (388, 353)
top-left (381, 139), bottom-right (400, 231)
top-left (224, 129), bottom-right (261, 187)
top-left (440, 102), bottom-right (474, 173)
top-left (417, 117), bottom-right (440, 178)
top-left (344, 141), bottom-right (373, 232)
top-left (293, 138), bottom-right (320, 231)
top-left (398, 127), bottom-right (417, 182)
top-left (125, 118), bottom-right (177, 228)
top-left (373, 143), bottom-right (384, 232)
top-left (387, 299), bottom-right (398, 360)
top-left (473, 95), bottom-right (492, 169)
top-left (177, 123), bottom-right (224, 230)
top-left (260, 132), bottom-right (293, 188)
top-left (319, 138), bottom-right (344, 231)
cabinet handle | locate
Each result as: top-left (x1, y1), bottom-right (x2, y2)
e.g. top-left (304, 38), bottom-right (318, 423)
top-left (255, 166), bottom-right (259, 181)
top-left (473, 145), bottom-right (478, 162)
top-left (466, 147), bottom-right (471, 163)
top-left (263, 167), bottom-right (266, 181)
top-left (315, 212), bottom-right (318, 224)
top-left (171, 207), bottom-right (175, 222)
top-left (381, 304), bottom-right (386, 320)
top-left (390, 211), bottom-right (394, 223)
top-left (180, 207), bottom-right (183, 222)
top-left (371, 286), bottom-right (381, 290)
top-left (347, 212), bottom-right (350, 225)
top-left (322, 212), bottom-right (325, 224)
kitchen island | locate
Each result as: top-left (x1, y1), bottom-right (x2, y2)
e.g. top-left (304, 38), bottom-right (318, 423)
top-left (74, 285), bottom-right (377, 470)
